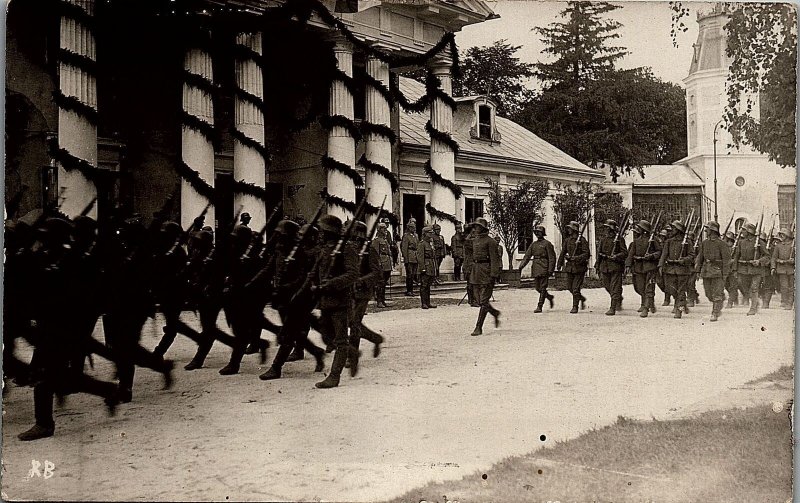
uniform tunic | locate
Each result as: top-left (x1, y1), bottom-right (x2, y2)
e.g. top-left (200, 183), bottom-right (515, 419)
top-left (732, 236), bottom-right (770, 297)
top-left (596, 235), bottom-right (627, 303)
top-left (626, 235), bottom-right (662, 305)
top-left (520, 238), bottom-right (556, 294)
top-left (400, 231), bottom-right (418, 293)
top-left (658, 234), bottom-right (695, 305)
top-left (469, 232), bottom-right (501, 315)
top-left (417, 238), bottom-right (437, 306)
top-left (694, 235), bottom-right (731, 302)
top-left (771, 239), bottom-right (795, 307)
top-left (557, 235), bottom-right (590, 300)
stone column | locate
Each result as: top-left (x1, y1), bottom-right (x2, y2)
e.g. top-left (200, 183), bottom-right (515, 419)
top-left (326, 38), bottom-right (356, 221)
top-left (364, 55), bottom-right (392, 228)
top-left (427, 55), bottom-right (457, 273)
top-left (233, 32), bottom-right (266, 229)
top-left (181, 47), bottom-right (215, 230)
top-left (57, 0), bottom-right (97, 219)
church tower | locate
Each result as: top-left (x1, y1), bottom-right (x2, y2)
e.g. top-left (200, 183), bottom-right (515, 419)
top-left (681, 5), bottom-right (795, 230)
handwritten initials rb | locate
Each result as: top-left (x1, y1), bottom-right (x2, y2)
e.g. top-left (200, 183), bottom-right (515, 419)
top-left (28, 460), bottom-right (55, 479)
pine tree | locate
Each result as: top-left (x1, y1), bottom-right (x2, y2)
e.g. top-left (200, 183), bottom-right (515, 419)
top-left (534, 2), bottom-right (628, 89)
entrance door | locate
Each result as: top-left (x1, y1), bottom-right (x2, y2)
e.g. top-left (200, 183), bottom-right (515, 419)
top-left (215, 172), bottom-right (234, 232)
top-left (402, 193), bottom-right (425, 237)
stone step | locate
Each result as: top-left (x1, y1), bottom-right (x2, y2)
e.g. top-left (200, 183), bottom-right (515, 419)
top-left (385, 279), bottom-right (509, 295)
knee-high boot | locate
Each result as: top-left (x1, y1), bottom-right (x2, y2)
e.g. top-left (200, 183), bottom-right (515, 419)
top-left (315, 346), bottom-right (349, 388)
top-left (534, 293), bottom-right (546, 313)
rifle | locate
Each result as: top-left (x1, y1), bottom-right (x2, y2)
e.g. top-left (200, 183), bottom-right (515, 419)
top-left (731, 220), bottom-right (746, 258)
top-left (360, 196), bottom-right (387, 258)
top-left (722, 212), bottom-right (735, 237)
top-left (683, 208), bottom-right (695, 230)
top-left (327, 190), bottom-right (371, 272)
top-left (753, 210), bottom-right (765, 260)
top-left (286, 200), bottom-right (326, 263)
top-left (765, 213), bottom-right (777, 253)
top-left (78, 197), bottom-right (98, 218)
top-left (167, 202), bottom-right (212, 256)
top-left (692, 219), bottom-right (703, 253)
top-left (241, 201), bottom-right (283, 261)
top-left (645, 211), bottom-right (662, 255)
top-left (611, 209), bottom-right (631, 256)
top-left (680, 214), bottom-right (695, 258)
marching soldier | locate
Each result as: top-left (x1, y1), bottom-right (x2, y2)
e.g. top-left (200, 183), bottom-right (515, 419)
top-left (557, 221), bottom-right (589, 314)
top-left (723, 230), bottom-right (739, 307)
top-left (595, 219), bottom-right (627, 316)
top-left (685, 229), bottom-right (701, 307)
top-left (348, 221), bottom-right (385, 367)
top-left (417, 226), bottom-right (438, 309)
top-left (694, 221), bottom-right (731, 322)
top-left (519, 225), bottom-right (556, 313)
top-left (240, 212), bottom-right (252, 227)
top-left (732, 223), bottom-right (769, 316)
top-left (759, 232), bottom-right (778, 309)
top-left (658, 220), bottom-right (695, 319)
top-left (469, 218), bottom-right (501, 336)
top-left (625, 220), bottom-right (661, 318)
top-left (463, 223), bottom-right (478, 307)
top-left (432, 223), bottom-right (445, 284)
top-left (451, 223), bottom-right (465, 282)
top-left (771, 228), bottom-right (795, 310)
top-left (656, 228), bottom-right (671, 307)
top-left (400, 219), bottom-right (419, 296)
top-left (372, 222), bottom-right (394, 308)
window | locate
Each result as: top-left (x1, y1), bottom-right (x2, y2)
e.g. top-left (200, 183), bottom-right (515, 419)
top-left (778, 186), bottom-right (795, 229)
top-left (478, 105), bottom-right (492, 140)
top-left (518, 224), bottom-right (532, 253)
top-left (465, 197), bottom-right (484, 225)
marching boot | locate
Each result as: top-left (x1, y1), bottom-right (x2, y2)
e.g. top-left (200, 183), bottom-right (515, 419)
top-left (426, 291), bottom-right (437, 309)
top-left (315, 347), bottom-right (348, 389)
top-left (683, 302), bottom-right (690, 314)
top-left (314, 352), bottom-right (326, 373)
top-left (616, 297), bottom-right (623, 311)
top-left (763, 292), bottom-right (772, 309)
top-left (471, 307), bottom-right (487, 336)
top-left (637, 303), bottom-right (647, 313)
top-left (286, 347), bottom-right (304, 362)
top-left (674, 303), bottom-right (683, 319)
top-left (710, 302), bottom-right (719, 322)
top-left (534, 293), bottom-right (545, 313)
top-left (649, 298), bottom-right (657, 313)
top-left (580, 294), bottom-right (587, 310)
top-left (219, 347), bottom-right (243, 375)
top-left (605, 300), bottom-right (616, 316)
top-left (18, 424), bottom-right (55, 442)
top-left (662, 294), bottom-right (671, 306)
top-left (259, 365), bottom-right (281, 380)
top-left (570, 296), bottom-right (579, 314)
top-left (747, 297), bottom-right (759, 316)
top-left (639, 302), bottom-right (649, 318)
top-left (349, 346), bottom-right (360, 378)
top-left (184, 340), bottom-right (213, 370)
top-left (546, 293), bottom-right (554, 309)
top-left (687, 297), bottom-right (695, 308)
top-left (492, 308), bottom-right (501, 328)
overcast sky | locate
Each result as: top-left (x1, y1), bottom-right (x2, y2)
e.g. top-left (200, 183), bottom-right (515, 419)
top-left (455, 1), bottom-right (715, 88)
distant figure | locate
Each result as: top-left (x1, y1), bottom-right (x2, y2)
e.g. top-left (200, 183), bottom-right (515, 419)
top-left (240, 212), bottom-right (252, 227)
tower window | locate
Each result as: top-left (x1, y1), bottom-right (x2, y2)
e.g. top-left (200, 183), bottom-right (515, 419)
top-left (478, 105), bottom-right (492, 140)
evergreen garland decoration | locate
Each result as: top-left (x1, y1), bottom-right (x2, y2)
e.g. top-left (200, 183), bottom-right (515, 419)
top-left (54, 0), bottom-right (96, 34)
top-left (233, 87), bottom-right (267, 113)
top-left (425, 120), bottom-right (460, 156)
top-left (230, 127), bottom-right (271, 162)
top-left (321, 155), bottom-right (364, 187)
top-left (426, 202), bottom-right (460, 226)
top-left (320, 114), bottom-right (362, 143)
top-left (232, 179), bottom-right (270, 202)
top-left (57, 47), bottom-right (97, 77)
top-left (176, 159), bottom-right (216, 202)
top-left (361, 72), bottom-right (394, 107)
top-left (53, 90), bottom-right (98, 126)
top-left (363, 200), bottom-right (399, 226)
top-left (232, 43), bottom-right (265, 72)
top-left (358, 154), bottom-right (399, 193)
top-left (181, 69), bottom-right (216, 97)
top-left (330, 67), bottom-right (360, 100)
top-left (424, 160), bottom-right (462, 199)
top-left (319, 188), bottom-right (358, 214)
top-left (360, 121), bottom-right (396, 144)
top-left (180, 110), bottom-right (217, 145)
top-left (389, 78), bottom-right (429, 114)
top-left (49, 142), bottom-right (101, 184)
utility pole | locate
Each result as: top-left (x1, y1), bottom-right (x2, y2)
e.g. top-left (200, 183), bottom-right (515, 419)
top-left (712, 119), bottom-right (723, 223)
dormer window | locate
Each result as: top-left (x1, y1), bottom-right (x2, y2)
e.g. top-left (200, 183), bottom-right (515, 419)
top-left (470, 99), bottom-right (501, 143)
top-left (478, 105), bottom-right (492, 139)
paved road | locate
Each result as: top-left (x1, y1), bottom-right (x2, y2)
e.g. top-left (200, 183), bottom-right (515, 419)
top-left (2, 285), bottom-right (793, 501)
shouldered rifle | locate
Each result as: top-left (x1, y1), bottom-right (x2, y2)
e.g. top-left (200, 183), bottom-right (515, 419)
top-left (692, 220), bottom-right (702, 252)
top-left (645, 211), bottom-right (662, 255)
top-left (611, 209), bottom-right (631, 255)
top-left (167, 202), bottom-right (212, 256)
top-left (731, 221), bottom-right (746, 258)
top-left (683, 208), bottom-right (695, 230)
top-left (241, 201), bottom-right (282, 261)
top-left (572, 210), bottom-right (592, 257)
top-left (680, 214), bottom-right (695, 258)
top-left (754, 210), bottom-right (765, 260)
top-left (360, 196), bottom-right (387, 258)
top-left (286, 200), bottom-right (326, 263)
top-left (765, 213), bottom-right (777, 253)
top-left (722, 212), bottom-right (735, 237)
top-left (322, 190), bottom-right (371, 284)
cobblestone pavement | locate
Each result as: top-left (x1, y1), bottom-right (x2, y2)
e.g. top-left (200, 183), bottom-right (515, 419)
top-left (2, 285), bottom-right (793, 501)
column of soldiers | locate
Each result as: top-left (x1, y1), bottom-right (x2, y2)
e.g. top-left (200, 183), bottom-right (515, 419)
top-left (4, 197), bottom-right (395, 441)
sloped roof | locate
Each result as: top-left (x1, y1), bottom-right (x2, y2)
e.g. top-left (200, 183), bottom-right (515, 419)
top-left (606, 164), bottom-right (705, 186)
top-left (398, 77), bottom-right (596, 175)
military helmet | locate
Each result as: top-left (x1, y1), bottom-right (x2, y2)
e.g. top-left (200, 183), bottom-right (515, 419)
top-left (659, 229), bottom-right (669, 238)
top-left (636, 220), bottom-right (652, 234)
top-left (671, 220), bottom-right (686, 233)
top-left (567, 221), bottom-right (580, 232)
top-left (472, 217), bottom-right (489, 230)
top-left (704, 221), bottom-right (721, 234)
top-left (318, 214), bottom-right (343, 234)
top-left (725, 230), bottom-right (736, 240)
top-left (422, 225), bottom-right (433, 234)
top-left (275, 219), bottom-right (300, 236)
top-left (353, 221), bottom-right (368, 238)
top-left (602, 219), bottom-right (617, 229)
top-left (743, 223), bottom-right (757, 235)
top-left (300, 223), bottom-right (319, 242)
top-left (533, 225), bottom-right (546, 236)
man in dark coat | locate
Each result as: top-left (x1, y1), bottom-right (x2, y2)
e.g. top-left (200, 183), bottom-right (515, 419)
top-left (557, 221), bottom-right (590, 314)
top-left (450, 223), bottom-right (465, 282)
top-left (463, 223), bottom-right (477, 306)
top-left (432, 223), bottom-right (445, 284)
top-left (595, 219), bottom-right (627, 316)
top-left (771, 228), bottom-right (795, 309)
top-left (347, 221), bottom-right (385, 368)
top-left (372, 222), bottom-right (394, 308)
top-left (400, 220), bottom-right (419, 296)
top-left (311, 215), bottom-right (359, 389)
top-left (470, 218), bottom-right (501, 335)
top-left (723, 230), bottom-right (739, 307)
top-left (416, 226), bottom-right (438, 309)
top-left (625, 220), bottom-right (661, 317)
top-left (519, 225), bottom-right (556, 313)
top-left (732, 222), bottom-right (769, 315)
top-left (658, 220), bottom-right (695, 319)
top-left (656, 228), bottom-right (671, 306)
top-left (694, 221), bottom-right (731, 321)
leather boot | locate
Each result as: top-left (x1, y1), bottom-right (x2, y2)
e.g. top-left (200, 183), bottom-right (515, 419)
top-left (472, 307), bottom-right (488, 335)
top-left (605, 300), bottom-right (616, 316)
top-left (763, 293), bottom-right (772, 309)
top-left (639, 303), bottom-right (648, 317)
top-left (18, 424), bottom-right (55, 441)
top-left (674, 303), bottom-right (683, 319)
top-left (534, 294), bottom-right (545, 313)
top-left (259, 366), bottom-right (281, 380)
top-left (649, 298), bottom-right (656, 313)
top-left (662, 294), bottom-right (671, 306)
top-left (747, 297), bottom-right (758, 315)
top-left (580, 294), bottom-right (587, 310)
top-left (315, 348), bottom-right (348, 388)
top-left (570, 296), bottom-right (579, 314)
top-left (286, 347), bottom-right (304, 362)
top-left (546, 293), bottom-right (554, 309)
top-left (349, 346), bottom-right (360, 377)
top-left (710, 302), bottom-right (719, 322)
top-left (637, 303), bottom-right (647, 313)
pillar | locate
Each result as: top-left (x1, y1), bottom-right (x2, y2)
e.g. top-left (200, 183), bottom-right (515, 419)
top-left (57, 0), bottom-right (97, 219)
top-left (364, 55), bottom-right (392, 228)
top-left (427, 54), bottom-right (457, 273)
top-left (233, 32), bottom-right (266, 229)
top-left (181, 47), bottom-right (215, 230)
top-left (326, 38), bottom-right (356, 221)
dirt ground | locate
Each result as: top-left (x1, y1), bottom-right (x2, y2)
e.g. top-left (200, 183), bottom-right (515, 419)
top-left (1, 285), bottom-right (794, 501)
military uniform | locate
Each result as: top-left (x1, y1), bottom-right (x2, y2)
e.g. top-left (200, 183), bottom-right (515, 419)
top-left (371, 230), bottom-right (394, 306)
top-left (723, 232), bottom-right (738, 307)
top-left (417, 230), bottom-right (438, 309)
top-left (463, 229), bottom-right (477, 306)
top-left (349, 229), bottom-right (385, 361)
top-left (732, 227), bottom-right (769, 315)
top-left (469, 219), bottom-right (501, 335)
top-left (694, 223), bottom-right (731, 321)
top-left (557, 227), bottom-right (590, 313)
top-left (658, 226), bottom-right (695, 318)
top-left (655, 231), bottom-right (670, 305)
top-left (450, 229), bottom-right (465, 281)
top-left (519, 231), bottom-right (556, 312)
top-left (400, 228), bottom-right (419, 295)
top-left (771, 233), bottom-right (795, 309)
top-left (596, 223), bottom-right (627, 315)
top-left (626, 222), bottom-right (662, 316)
top-left (432, 225), bottom-right (445, 282)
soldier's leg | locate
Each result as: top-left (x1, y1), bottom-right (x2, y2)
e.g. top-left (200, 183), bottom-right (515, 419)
top-left (645, 271), bottom-right (657, 312)
top-left (153, 305), bottom-right (180, 358)
top-left (611, 271), bottom-right (623, 310)
top-left (220, 306), bottom-right (249, 375)
top-left (632, 273), bottom-right (645, 310)
top-left (404, 263), bottom-right (415, 295)
top-left (453, 257), bottom-right (462, 281)
top-left (315, 308), bottom-right (351, 388)
top-left (746, 274), bottom-right (761, 314)
top-left (20, 378), bottom-right (57, 440)
top-left (533, 277), bottom-right (545, 312)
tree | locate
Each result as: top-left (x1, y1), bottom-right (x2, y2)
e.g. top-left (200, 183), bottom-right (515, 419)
top-left (671, 2), bottom-right (796, 166)
top-left (593, 192), bottom-right (627, 231)
top-left (455, 40), bottom-right (535, 119)
top-left (518, 68), bottom-right (687, 181)
top-left (553, 182), bottom-right (594, 239)
top-left (484, 178), bottom-right (549, 267)
top-left (534, 1), bottom-right (628, 89)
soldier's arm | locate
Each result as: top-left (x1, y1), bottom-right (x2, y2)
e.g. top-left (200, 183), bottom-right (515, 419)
top-left (556, 245), bottom-right (566, 270)
top-left (518, 243), bottom-right (533, 271)
top-left (694, 243), bottom-right (704, 272)
top-left (547, 242), bottom-right (557, 275)
top-left (721, 244), bottom-right (732, 276)
top-left (416, 244), bottom-right (426, 274)
top-left (613, 240), bottom-right (628, 262)
top-left (361, 246), bottom-right (382, 285)
top-left (400, 236), bottom-right (408, 258)
top-left (625, 242), bottom-right (635, 268)
top-left (489, 240), bottom-right (501, 279)
top-left (326, 244), bottom-right (359, 290)
top-left (658, 244), bottom-right (667, 268)
top-left (573, 238), bottom-right (590, 262)
top-left (770, 246), bottom-right (778, 269)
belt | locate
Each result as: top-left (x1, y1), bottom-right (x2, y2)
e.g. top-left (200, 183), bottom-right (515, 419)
top-left (475, 259), bottom-right (490, 263)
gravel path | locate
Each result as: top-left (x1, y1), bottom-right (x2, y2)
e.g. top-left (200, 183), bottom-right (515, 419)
top-left (2, 285), bottom-right (793, 501)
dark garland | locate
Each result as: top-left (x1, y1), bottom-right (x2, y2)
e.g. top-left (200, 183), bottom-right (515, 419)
top-left (54, 0), bottom-right (96, 34)
top-left (425, 120), bottom-right (460, 156)
top-left (389, 78), bottom-right (429, 114)
top-left (182, 29), bottom-right (215, 57)
top-left (360, 121), bottom-right (396, 144)
top-left (230, 127), bottom-right (271, 162)
top-left (364, 200), bottom-right (399, 226)
top-left (53, 90), bottom-right (98, 126)
top-left (57, 48), bottom-right (97, 77)
top-left (321, 155), bottom-right (364, 187)
top-left (319, 188), bottom-right (357, 214)
top-left (233, 87), bottom-right (267, 113)
top-left (423, 160), bottom-right (462, 199)
top-left (361, 72), bottom-right (394, 107)
top-left (176, 159), bottom-right (216, 202)
top-left (182, 69), bottom-right (217, 97)
top-left (319, 114), bottom-right (363, 143)
top-left (358, 154), bottom-right (399, 193)
top-left (231, 43), bottom-right (265, 72)
top-left (426, 202), bottom-right (461, 226)
top-left (49, 143), bottom-right (101, 184)
top-left (330, 67), bottom-right (360, 100)
top-left (425, 73), bottom-right (458, 112)
top-left (180, 110), bottom-right (217, 145)
top-left (232, 179), bottom-right (270, 202)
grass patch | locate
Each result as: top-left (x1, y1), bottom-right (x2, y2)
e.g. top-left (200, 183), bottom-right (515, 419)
top-left (747, 365), bottom-right (794, 385)
top-left (388, 404), bottom-right (792, 503)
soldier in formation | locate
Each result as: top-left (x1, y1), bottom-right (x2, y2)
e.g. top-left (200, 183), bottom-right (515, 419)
top-left (450, 223), bottom-right (465, 282)
top-left (732, 223), bottom-right (770, 315)
top-left (400, 219), bottom-right (418, 297)
top-left (519, 225), bottom-right (556, 313)
top-left (723, 230), bottom-right (740, 307)
top-left (625, 220), bottom-right (661, 317)
top-left (432, 223), bottom-right (445, 284)
top-left (556, 221), bottom-right (589, 314)
top-left (658, 221), bottom-right (695, 319)
top-left (417, 226), bottom-right (438, 309)
top-left (771, 228), bottom-right (795, 310)
top-left (694, 221), bottom-right (731, 322)
top-left (596, 219), bottom-right (627, 316)
top-left (372, 222), bottom-right (394, 308)
top-left (469, 218), bottom-right (501, 336)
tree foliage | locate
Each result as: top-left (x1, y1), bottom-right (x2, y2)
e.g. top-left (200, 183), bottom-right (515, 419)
top-left (455, 40), bottom-right (536, 119)
top-left (671, 2), bottom-right (796, 166)
top-left (552, 182), bottom-right (594, 239)
top-left (593, 192), bottom-right (627, 231)
top-left (534, 1), bottom-right (628, 89)
top-left (484, 178), bottom-right (549, 266)
top-left (518, 68), bottom-right (687, 181)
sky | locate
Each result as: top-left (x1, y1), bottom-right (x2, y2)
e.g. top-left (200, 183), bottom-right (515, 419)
top-left (455, 1), bottom-right (715, 88)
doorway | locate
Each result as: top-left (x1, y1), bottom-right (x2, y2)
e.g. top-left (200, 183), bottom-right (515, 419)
top-left (402, 193), bottom-right (425, 236)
